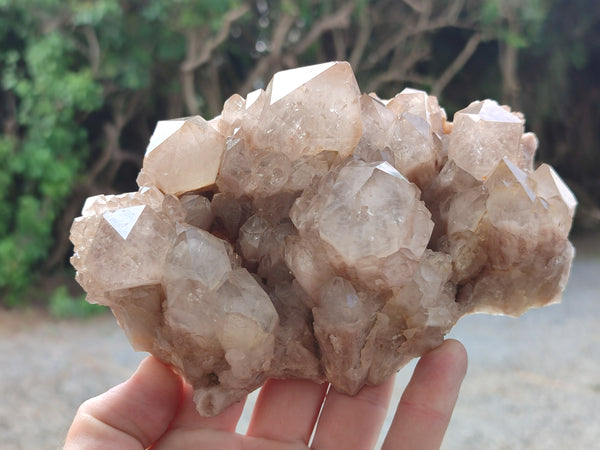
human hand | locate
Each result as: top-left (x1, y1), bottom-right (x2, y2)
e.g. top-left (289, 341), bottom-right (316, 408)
top-left (64, 339), bottom-right (467, 450)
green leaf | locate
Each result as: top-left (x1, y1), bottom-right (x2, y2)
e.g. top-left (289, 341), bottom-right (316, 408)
top-left (70, 0), bottom-right (122, 26)
top-left (481, 0), bottom-right (502, 25)
top-left (569, 42), bottom-right (587, 70)
top-left (504, 30), bottom-right (528, 48)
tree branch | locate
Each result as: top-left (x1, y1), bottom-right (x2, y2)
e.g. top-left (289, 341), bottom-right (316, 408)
top-left (431, 32), bottom-right (481, 97)
top-left (366, 46), bottom-right (432, 93)
top-left (201, 59), bottom-right (223, 118)
top-left (498, 20), bottom-right (521, 108)
top-left (293, 2), bottom-right (356, 55)
top-left (83, 25), bottom-right (101, 77)
top-left (402, 0), bottom-right (427, 13)
top-left (363, 0), bottom-right (468, 71)
top-left (180, 4), bottom-right (251, 72)
top-left (349, 12), bottom-right (371, 69)
top-left (180, 3), bottom-right (250, 114)
top-left (239, 12), bottom-right (297, 95)
top-left (444, 0), bottom-right (466, 23)
top-left (86, 92), bottom-right (142, 183)
top-left (240, 2), bottom-right (356, 95)
top-left (2, 91), bottom-right (18, 136)
top-left (332, 29), bottom-right (347, 61)
top-left (43, 90), bottom-right (143, 273)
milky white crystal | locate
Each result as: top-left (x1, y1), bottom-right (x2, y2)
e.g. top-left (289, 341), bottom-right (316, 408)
top-left (70, 61), bottom-right (576, 416)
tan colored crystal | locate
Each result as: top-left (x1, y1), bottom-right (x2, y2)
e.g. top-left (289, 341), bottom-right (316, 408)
top-left (179, 194), bottom-right (213, 230)
top-left (531, 163), bottom-right (577, 231)
top-left (137, 116), bottom-right (225, 194)
top-left (448, 100), bottom-right (524, 180)
top-left (70, 188), bottom-right (181, 302)
top-left (386, 87), bottom-right (446, 136)
top-left (355, 93), bottom-right (441, 188)
top-left (290, 160), bottom-right (433, 292)
top-left (313, 277), bottom-right (379, 394)
top-left (445, 158), bottom-right (576, 315)
top-left (70, 61), bottom-right (576, 417)
top-left (244, 61), bottom-right (362, 160)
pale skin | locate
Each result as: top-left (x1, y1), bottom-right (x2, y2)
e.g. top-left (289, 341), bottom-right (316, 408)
top-left (64, 339), bottom-right (467, 450)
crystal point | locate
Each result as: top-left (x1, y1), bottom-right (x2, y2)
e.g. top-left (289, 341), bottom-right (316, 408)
top-left (103, 205), bottom-right (146, 240)
top-left (448, 100), bottom-right (524, 180)
top-left (138, 116), bottom-right (225, 194)
top-left (268, 61), bottom-right (336, 104)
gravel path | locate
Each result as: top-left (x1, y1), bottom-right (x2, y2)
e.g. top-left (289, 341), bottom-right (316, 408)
top-left (1, 236), bottom-right (598, 450)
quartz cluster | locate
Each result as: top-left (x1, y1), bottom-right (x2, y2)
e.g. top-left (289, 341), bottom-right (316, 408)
top-left (70, 61), bottom-right (576, 416)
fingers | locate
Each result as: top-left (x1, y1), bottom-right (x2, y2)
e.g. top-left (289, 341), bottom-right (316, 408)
top-left (64, 355), bottom-right (182, 450)
top-left (382, 339), bottom-right (468, 450)
top-left (246, 378), bottom-right (328, 444)
top-left (167, 382), bottom-right (247, 432)
top-left (153, 379), bottom-right (316, 450)
top-left (310, 376), bottom-right (395, 450)
top-left (65, 340), bottom-right (467, 450)
top-left (152, 428), bottom-right (309, 450)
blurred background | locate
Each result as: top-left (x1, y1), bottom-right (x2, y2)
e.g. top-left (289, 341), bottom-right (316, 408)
top-left (0, 0), bottom-right (599, 307)
top-left (0, 0), bottom-right (598, 448)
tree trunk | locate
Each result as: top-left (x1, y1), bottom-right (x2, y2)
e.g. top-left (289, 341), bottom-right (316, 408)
top-left (499, 39), bottom-right (520, 108)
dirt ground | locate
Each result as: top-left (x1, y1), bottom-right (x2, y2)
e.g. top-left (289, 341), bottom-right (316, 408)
top-left (1, 235), bottom-right (599, 450)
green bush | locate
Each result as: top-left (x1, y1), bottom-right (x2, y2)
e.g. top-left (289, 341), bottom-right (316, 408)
top-left (48, 285), bottom-right (106, 319)
top-left (0, 3), bottom-right (103, 302)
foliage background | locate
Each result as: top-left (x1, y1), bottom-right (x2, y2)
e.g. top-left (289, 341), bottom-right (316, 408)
top-left (0, 0), bottom-right (598, 305)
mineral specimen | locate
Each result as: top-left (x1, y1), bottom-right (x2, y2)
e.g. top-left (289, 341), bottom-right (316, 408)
top-left (70, 61), bottom-right (576, 417)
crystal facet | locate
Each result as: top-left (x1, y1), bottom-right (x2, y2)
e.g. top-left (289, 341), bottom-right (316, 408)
top-left (137, 116), bottom-right (226, 194)
top-left (70, 61), bottom-right (576, 417)
top-left (448, 100), bottom-right (524, 180)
